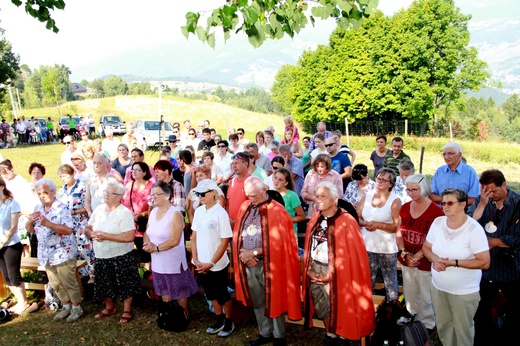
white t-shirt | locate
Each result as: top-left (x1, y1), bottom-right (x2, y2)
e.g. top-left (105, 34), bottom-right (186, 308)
top-left (191, 203), bottom-right (232, 272)
top-left (88, 203), bottom-right (135, 259)
top-left (310, 148), bottom-right (329, 159)
top-left (361, 190), bottom-right (399, 254)
top-left (426, 216), bottom-right (489, 295)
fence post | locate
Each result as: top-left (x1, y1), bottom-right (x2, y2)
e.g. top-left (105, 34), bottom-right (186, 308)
top-left (344, 118), bottom-right (350, 147)
top-left (405, 119), bottom-right (408, 137)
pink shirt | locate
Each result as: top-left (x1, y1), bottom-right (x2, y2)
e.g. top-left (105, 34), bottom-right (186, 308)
top-left (301, 169), bottom-right (343, 218)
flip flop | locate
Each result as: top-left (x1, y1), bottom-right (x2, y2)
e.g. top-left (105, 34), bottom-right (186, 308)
top-left (119, 310), bottom-right (134, 324)
top-left (95, 307), bottom-right (118, 319)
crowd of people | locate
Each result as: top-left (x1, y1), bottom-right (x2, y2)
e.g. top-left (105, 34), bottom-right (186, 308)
top-left (0, 117), bottom-right (518, 346)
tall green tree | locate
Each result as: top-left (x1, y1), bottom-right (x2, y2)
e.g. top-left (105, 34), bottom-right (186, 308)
top-left (503, 94), bottom-right (520, 121)
top-left (0, 28), bottom-right (20, 90)
top-left (271, 64), bottom-right (297, 115)
top-left (103, 76), bottom-right (128, 97)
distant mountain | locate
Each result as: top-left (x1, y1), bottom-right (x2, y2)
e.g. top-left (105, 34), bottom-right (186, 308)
top-left (71, 1), bottom-right (520, 103)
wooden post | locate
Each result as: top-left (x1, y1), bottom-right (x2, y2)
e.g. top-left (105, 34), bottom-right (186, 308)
top-left (405, 119), bottom-right (408, 137)
top-left (419, 146), bottom-right (425, 174)
top-left (344, 118), bottom-right (350, 147)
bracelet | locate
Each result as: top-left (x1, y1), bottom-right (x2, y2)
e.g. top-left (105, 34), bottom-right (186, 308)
top-left (156, 246), bottom-right (160, 252)
top-left (455, 259), bottom-right (459, 267)
top-left (210, 261), bottom-right (215, 267)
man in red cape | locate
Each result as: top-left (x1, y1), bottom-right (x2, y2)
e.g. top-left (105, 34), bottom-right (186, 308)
top-left (303, 182), bottom-right (375, 344)
top-left (233, 176), bottom-right (302, 346)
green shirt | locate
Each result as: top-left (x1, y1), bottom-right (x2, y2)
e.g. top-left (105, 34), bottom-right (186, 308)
top-left (67, 119), bottom-right (76, 129)
top-left (281, 189), bottom-right (301, 237)
top-left (383, 151), bottom-right (411, 175)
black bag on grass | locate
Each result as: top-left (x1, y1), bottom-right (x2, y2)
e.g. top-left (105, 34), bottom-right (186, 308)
top-left (157, 301), bottom-right (189, 333)
top-left (400, 318), bottom-right (432, 346)
top-left (371, 299), bottom-right (410, 345)
top-left (0, 306), bottom-right (11, 324)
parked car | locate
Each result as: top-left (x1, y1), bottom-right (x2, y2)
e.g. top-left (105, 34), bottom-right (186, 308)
top-left (134, 119), bottom-right (175, 150)
top-left (98, 114), bottom-right (126, 136)
top-left (58, 116), bottom-right (81, 139)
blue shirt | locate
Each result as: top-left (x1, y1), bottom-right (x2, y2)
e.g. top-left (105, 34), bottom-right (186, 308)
top-left (287, 156), bottom-right (305, 195)
top-left (330, 152), bottom-right (352, 176)
top-left (430, 162), bottom-right (480, 198)
top-left (0, 199), bottom-right (21, 247)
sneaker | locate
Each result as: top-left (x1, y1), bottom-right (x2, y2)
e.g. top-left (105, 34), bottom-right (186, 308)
top-left (53, 307), bottom-right (72, 321)
top-left (67, 306), bottom-right (84, 323)
top-left (218, 320), bottom-right (235, 338)
top-left (206, 317), bottom-right (225, 334)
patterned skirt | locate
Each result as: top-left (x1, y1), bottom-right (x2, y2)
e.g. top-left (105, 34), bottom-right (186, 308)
top-left (153, 266), bottom-right (198, 300)
top-left (94, 251), bottom-right (141, 302)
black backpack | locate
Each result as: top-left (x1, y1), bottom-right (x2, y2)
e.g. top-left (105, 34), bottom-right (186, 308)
top-left (157, 301), bottom-right (189, 333)
top-left (371, 299), bottom-right (410, 346)
top-left (400, 316), bottom-right (432, 346)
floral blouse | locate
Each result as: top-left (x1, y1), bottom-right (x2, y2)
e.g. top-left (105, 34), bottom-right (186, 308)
top-left (33, 199), bottom-right (76, 266)
top-left (343, 179), bottom-right (376, 205)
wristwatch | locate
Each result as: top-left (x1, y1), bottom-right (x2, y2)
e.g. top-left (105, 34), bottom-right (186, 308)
top-left (253, 250), bottom-right (258, 257)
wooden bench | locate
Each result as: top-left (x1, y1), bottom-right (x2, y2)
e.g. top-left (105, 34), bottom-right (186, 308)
top-left (20, 257), bottom-right (87, 296)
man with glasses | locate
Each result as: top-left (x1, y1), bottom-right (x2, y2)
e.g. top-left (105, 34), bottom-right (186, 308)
top-left (469, 170), bottom-right (520, 345)
top-left (226, 152), bottom-right (251, 228)
top-left (61, 135), bottom-right (79, 166)
top-left (324, 137), bottom-right (352, 189)
top-left (233, 176), bottom-right (301, 345)
top-left (86, 154), bottom-right (118, 217)
top-left (430, 142), bottom-right (479, 206)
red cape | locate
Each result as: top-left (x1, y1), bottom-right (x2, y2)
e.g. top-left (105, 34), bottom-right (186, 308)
top-left (233, 198), bottom-right (302, 320)
top-left (303, 209), bottom-right (375, 339)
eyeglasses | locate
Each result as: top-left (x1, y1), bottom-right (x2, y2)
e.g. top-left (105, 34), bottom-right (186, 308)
top-left (104, 191), bottom-right (121, 196)
top-left (151, 193), bottom-right (166, 198)
top-left (441, 201), bottom-right (460, 207)
top-left (376, 177), bottom-right (389, 183)
top-left (324, 143), bottom-right (335, 148)
top-left (63, 141), bottom-right (72, 145)
top-left (195, 190), bottom-right (213, 198)
top-left (406, 188), bottom-right (420, 194)
top-left (131, 169), bottom-right (143, 173)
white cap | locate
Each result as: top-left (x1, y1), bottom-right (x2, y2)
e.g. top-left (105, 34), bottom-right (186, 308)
top-left (193, 179), bottom-right (223, 197)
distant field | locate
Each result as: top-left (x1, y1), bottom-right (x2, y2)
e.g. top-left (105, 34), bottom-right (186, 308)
top-left (10, 95), bottom-right (520, 191)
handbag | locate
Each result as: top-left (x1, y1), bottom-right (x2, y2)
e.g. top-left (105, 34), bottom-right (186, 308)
top-left (157, 301), bottom-right (189, 332)
top-left (129, 181), bottom-right (148, 232)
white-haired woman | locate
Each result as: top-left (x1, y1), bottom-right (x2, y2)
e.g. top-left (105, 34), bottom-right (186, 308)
top-left (86, 181), bottom-right (140, 324)
top-left (396, 174), bottom-right (443, 331)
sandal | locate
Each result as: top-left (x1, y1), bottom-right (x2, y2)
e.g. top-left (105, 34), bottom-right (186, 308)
top-left (119, 310), bottom-right (134, 324)
top-left (1, 299), bottom-right (13, 309)
top-left (95, 307), bottom-right (118, 319)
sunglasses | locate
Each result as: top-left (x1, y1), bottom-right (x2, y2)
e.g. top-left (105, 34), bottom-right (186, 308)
top-left (237, 132), bottom-right (244, 135)
top-left (63, 141), bottom-right (72, 145)
top-left (189, 133), bottom-right (196, 135)
top-left (441, 201), bottom-right (460, 207)
top-left (195, 190), bottom-right (213, 198)
top-left (324, 143), bottom-right (335, 148)
top-left (218, 145), bottom-right (227, 148)
top-left (232, 153), bottom-right (249, 161)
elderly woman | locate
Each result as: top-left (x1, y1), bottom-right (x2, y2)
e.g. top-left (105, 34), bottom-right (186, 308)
top-left (343, 164), bottom-right (376, 206)
top-left (393, 158), bottom-right (415, 203)
top-left (0, 177), bottom-right (30, 315)
top-left (57, 164), bottom-right (95, 283)
top-left (358, 168), bottom-right (401, 301)
top-left (143, 181), bottom-right (198, 319)
top-left (202, 151), bottom-right (224, 184)
top-left (267, 140), bottom-right (280, 160)
top-left (272, 168), bottom-right (305, 239)
top-left (396, 174), bottom-right (443, 331)
top-left (423, 188), bottom-right (490, 346)
top-left (190, 179), bottom-right (235, 336)
top-left (26, 178), bottom-right (83, 323)
top-left (111, 144), bottom-right (132, 178)
top-left (301, 154), bottom-right (343, 219)
top-left (122, 161), bottom-right (153, 266)
top-left (303, 182), bottom-right (375, 343)
top-left (154, 160), bottom-right (185, 212)
top-left (86, 181), bottom-right (141, 324)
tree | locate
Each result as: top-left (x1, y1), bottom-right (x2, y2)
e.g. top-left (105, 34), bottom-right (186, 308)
top-left (282, 0), bottom-right (489, 128)
top-left (503, 94), bottom-right (520, 121)
top-left (183, 0), bottom-right (379, 48)
top-left (0, 28), bottom-right (20, 89)
top-left (9, 0), bottom-right (65, 33)
top-left (271, 64), bottom-right (297, 115)
top-left (90, 79), bottom-right (105, 98)
top-left (103, 76), bottom-right (128, 97)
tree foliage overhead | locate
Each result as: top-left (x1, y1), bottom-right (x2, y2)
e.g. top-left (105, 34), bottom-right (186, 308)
top-left (10, 0), bottom-right (65, 33)
top-left (273, 0), bottom-right (489, 127)
top-left (0, 28), bottom-right (20, 88)
top-left (183, 0), bottom-right (379, 48)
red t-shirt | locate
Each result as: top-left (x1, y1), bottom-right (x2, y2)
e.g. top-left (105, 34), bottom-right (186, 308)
top-left (227, 175), bottom-right (250, 221)
top-left (399, 201), bottom-right (444, 271)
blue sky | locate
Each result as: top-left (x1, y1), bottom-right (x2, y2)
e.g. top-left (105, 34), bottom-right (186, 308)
top-left (0, 0), bottom-right (415, 69)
